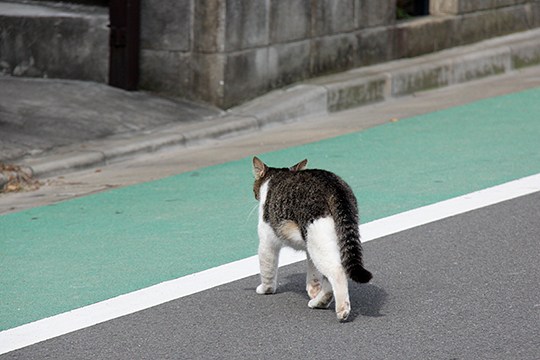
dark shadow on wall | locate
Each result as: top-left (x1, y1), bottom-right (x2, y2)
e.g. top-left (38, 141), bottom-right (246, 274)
top-left (397, 0), bottom-right (430, 19)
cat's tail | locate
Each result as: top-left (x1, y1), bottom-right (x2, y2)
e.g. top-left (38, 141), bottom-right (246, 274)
top-left (331, 187), bottom-right (373, 284)
top-left (339, 228), bottom-right (372, 283)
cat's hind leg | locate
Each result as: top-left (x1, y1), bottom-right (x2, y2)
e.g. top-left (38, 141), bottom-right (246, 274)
top-left (306, 253), bottom-right (323, 299)
top-left (307, 276), bottom-right (333, 309)
top-left (306, 216), bottom-right (351, 322)
top-left (256, 221), bottom-right (281, 295)
top-left (321, 268), bottom-right (350, 321)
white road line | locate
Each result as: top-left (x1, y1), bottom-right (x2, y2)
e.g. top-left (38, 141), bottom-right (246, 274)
top-left (1, 173), bottom-right (539, 355)
top-left (360, 173), bottom-right (540, 242)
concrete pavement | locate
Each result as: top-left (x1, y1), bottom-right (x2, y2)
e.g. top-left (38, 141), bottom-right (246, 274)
top-left (1, 28), bottom-right (540, 184)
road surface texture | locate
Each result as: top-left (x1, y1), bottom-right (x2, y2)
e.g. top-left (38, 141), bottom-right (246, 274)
top-left (1, 69), bottom-right (539, 359)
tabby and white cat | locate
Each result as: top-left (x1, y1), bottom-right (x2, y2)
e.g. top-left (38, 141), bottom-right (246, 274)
top-left (252, 157), bottom-right (372, 321)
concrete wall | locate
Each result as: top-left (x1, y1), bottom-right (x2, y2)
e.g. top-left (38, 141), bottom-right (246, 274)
top-left (139, 0), bottom-right (398, 108)
top-left (1, 0), bottom-right (540, 108)
top-left (0, 1), bottom-right (108, 82)
top-left (139, 0), bottom-right (540, 108)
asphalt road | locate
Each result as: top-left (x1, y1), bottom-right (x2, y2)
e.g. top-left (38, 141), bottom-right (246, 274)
top-left (2, 69), bottom-right (539, 359)
top-left (3, 85), bottom-right (540, 336)
top-left (3, 191), bottom-right (539, 360)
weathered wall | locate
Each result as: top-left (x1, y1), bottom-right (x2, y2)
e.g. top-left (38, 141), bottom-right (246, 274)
top-left (0, 1), bottom-right (108, 82)
top-left (139, 0), bottom-right (540, 108)
top-left (1, 0), bottom-right (539, 109)
top-left (431, 0), bottom-right (533, 14)
top-left (139, 0), bottom-right (397, 108)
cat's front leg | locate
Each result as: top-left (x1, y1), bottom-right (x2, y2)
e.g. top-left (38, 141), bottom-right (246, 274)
top-left (256, 222), bottom-right (281, 295)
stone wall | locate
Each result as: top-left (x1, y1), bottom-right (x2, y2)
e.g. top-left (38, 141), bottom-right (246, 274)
top-left (139, 0), bottom-right (396, 108)
top-left (0, 1), bottom-right (108, 82)
top-left (431, 0), bottom-right (533, 14)
top-left (139, 0), bottom-right (540, 108)
top-left (1, 0), bottom-right (539, 109)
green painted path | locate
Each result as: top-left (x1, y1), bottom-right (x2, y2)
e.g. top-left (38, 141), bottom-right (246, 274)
top-left (2, 88), bottom-right (540, 331)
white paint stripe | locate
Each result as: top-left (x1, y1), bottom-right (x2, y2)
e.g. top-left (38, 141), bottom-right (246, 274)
top-left (361, 173), bottom-right (540, 242)
top-left (1, 173), bottom-right (539, 355)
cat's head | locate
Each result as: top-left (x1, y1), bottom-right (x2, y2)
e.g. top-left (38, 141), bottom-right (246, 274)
top-left (252, 157), bottom-right (308, 200)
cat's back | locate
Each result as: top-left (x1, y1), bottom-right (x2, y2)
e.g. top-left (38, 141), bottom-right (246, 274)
top-left (269, 168), bottom-right (354, 202)
top-left (264, 167), bottom-right (357, 228)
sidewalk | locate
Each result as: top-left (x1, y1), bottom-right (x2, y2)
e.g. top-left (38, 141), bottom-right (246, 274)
top-left (1, 28), bottom-right (540, 183)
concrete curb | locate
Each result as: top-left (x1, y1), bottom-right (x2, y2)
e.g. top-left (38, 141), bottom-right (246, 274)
top-left (17, 28), bottom-right (540, 179)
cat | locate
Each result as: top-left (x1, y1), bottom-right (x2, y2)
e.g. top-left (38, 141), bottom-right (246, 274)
top-left (252, 156), bottom-right (372, 322)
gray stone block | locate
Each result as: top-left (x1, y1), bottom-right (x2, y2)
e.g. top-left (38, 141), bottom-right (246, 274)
top-left (453, 10), bottom-right (500, 45)
top-left (269, 0), bottom-right (311, 43)
top-left (28, 0), bottom-right (108, 4)
top-left (451, 48), bottom-right (511, 84)
top-left (355, 27), bottom-right (395, 66)
top-left (430, 0), bottom-right (460, 15)
top-left (431, 0), bottom-right (530, 15)
top-left (528, 2), bottom-right (540, 28)
top-left (140, 0), bottom-right (192, 52)
top-left (191, 53), bottom-right (226, 108)
top-left (311, 33), bottom-right (356, 75)
top-left (453, 5), bottom-right (532, 46)
top-left (312, 0), bottom-right (355, 36)
top-left (493, 0), bottom-right (530, 8)
top-left (224, 0), bottom-right (269, 51)
top-left (391, 61), bottom-right (452, 96)
top-left (325, 74), bottom-right (388, 112)
top-left (223, 48), bottom-right (270, 108)
top-left (139, 50), bottom-right (193, 97)
top-left (355, 0), bottom-right (395, 28)
top-left (495, 5), bottom-right (533, 33)
top-left (394, 17), bottom-right (455, 59)
top-left (268, 40), bottom-right (311, 88)
top-left (0, 5), bottom-right (108, 82)
top-left (193, 0), bottom-right (226, 53)
top-left (191, 48), bottom-right (273, 109)
top-left (191, 53), bottom-right (226, 106)
top-left (510, 39), bottom-right (540, 68)
top-left (455, 0), bottom-right (493, 14)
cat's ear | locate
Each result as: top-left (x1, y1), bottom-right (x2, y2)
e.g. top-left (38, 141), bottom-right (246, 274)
top-left (290, 159), bottom-right (308, 172)
top-left (252, 156), bottom-right (268, 179)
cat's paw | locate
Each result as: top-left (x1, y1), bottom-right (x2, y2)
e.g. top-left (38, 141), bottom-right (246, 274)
top-left (336, 309), bottom-right (350, 322)
top-left (306, 282), bottom-right (322, 299)
top-left (307, 292), bottom-right (333, 309)
top-left (256, 284), bottom-right (276, 295)
top-left (336, 301), bottom-right (351, 322)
